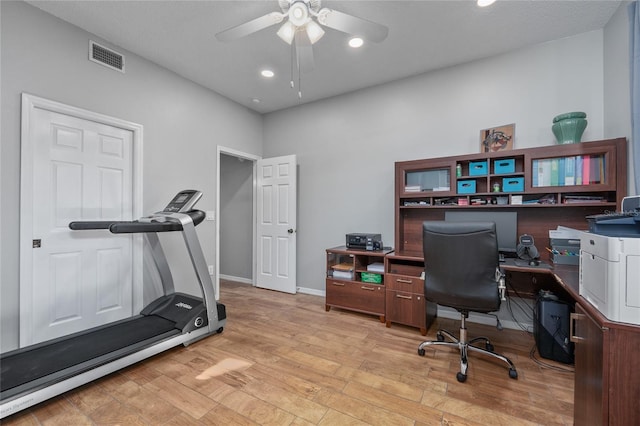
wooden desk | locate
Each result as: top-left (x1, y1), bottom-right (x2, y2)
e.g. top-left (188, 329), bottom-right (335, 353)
top-left (503, 260), bottom-right (640, 425)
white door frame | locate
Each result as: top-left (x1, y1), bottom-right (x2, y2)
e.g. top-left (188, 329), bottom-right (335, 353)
top-left (19, 93), bottom-right (144, 346)
top-left (216, 146), bottom-right (260, 293)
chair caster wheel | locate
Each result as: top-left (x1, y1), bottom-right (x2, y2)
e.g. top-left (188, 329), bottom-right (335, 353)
top-left (456, 372), bottom-right (467, 383)
top-left (217, 327), bottom-right (224, 334)
top-left (417, 348), bottom-right (426, 356)
top-left (436, 333), bottom-right (444, 342)
top-left (486, 343), bottom-right (494, 352)
top-left (509, 368), bottom-right (518, 379)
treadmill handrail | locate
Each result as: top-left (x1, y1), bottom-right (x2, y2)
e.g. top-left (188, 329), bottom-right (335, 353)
top-left (68, 210), bottom-right (205, 233)
top-left (68, 221), bottom-right (128, 230)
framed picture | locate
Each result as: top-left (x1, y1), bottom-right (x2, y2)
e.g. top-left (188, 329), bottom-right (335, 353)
top-left (480, 123), bottom-right (514, 153)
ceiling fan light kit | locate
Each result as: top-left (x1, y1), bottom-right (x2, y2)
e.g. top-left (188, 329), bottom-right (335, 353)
top-left (305, 20), bottom-right (325, 44)
top-left (215, 0), bottom-right (389, 98)
top-left (276, 21), bottom-right (296, 44)
top-left (288, 1), bottom-right (310, 26)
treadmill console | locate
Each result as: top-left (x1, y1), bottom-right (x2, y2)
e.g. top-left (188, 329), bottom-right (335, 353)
top-left (163, 190), bottom-right (203, 213)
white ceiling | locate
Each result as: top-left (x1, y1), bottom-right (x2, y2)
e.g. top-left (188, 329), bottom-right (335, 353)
top-left (26, 0), bottom-right (622, 114)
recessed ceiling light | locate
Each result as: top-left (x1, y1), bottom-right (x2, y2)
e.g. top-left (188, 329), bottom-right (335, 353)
top-left (260, 69), bottom-right (275, 78)
top-left (251, 98), bottom-right (261, 104)
top-left (348, 37), bottom-right (364, 48)
top-left (477, 0), bottom-right (496, 7)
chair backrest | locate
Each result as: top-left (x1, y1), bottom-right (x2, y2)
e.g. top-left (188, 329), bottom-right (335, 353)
top-left (422, 220), bottom-right (500, 313)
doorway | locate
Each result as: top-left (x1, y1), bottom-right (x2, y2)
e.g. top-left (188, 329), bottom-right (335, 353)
top-left (216, 147), bottom-right (298, 295)
top-left (216, 147), bottom-right (259, 293)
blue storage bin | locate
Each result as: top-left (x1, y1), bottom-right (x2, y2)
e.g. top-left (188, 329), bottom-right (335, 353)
top-left (457, 180), bottom-right (476, 194)
top-left (494, 158), bottom-right (515, 174)
top-left (502, 177), bottom-right (524, 192)
top-left (469, 161), bottom-right (488, 176)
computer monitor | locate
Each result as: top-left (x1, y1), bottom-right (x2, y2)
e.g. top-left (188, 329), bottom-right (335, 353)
top-left (445, 211), bottom-right (518, 255)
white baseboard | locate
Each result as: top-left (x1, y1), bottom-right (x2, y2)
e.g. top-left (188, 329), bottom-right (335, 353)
top-left (297, 287), bottom-right (326, 297)
top-left (219, 277), bottom-right (326, 298)
top-left (219, 274), bottom-right (252, 285)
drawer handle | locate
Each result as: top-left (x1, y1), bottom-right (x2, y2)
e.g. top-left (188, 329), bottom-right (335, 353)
top-left (331, 282), bottom-right (345, 286)
top-left (361, 286), bottom-right (376, 291)
top-left (570, 312), bottom-right (586, 343)
top-left (396, 278), bottom-right (413, 284)
top-left (396, 294), bottom-right (412, 300)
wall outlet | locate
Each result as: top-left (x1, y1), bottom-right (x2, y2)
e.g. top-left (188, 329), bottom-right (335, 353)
top-left (206, 211), bottom-right (215, 221)
top-left (208, 265), bottom-right (214, 275)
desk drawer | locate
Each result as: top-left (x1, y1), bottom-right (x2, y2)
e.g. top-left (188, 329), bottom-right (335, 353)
top-left (385, 289), bottom-right (425, 329)
top-left (386, 273), bottom-right (424, 294)
top-left (325, 279), bottom-right (385, 316)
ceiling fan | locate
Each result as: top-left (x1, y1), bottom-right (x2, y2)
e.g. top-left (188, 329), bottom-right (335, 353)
top-left (215, 0), bottom-right (389, 77)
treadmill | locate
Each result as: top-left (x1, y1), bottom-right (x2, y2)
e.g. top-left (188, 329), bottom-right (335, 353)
top-left (0, 190), bottom-right (226, 419)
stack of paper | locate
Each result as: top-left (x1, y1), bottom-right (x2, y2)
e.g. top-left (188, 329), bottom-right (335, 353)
top-left (367, 262), bottom-right (384, 273)
top-left (332, 262), bottom-right (354, 280)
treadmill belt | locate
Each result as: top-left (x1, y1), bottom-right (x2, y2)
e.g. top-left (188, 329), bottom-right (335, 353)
top-left (1, 316), bottom-right (178, 393)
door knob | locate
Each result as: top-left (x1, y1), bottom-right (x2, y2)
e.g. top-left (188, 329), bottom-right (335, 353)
top-left (288, 228), bottom-right (295, 234)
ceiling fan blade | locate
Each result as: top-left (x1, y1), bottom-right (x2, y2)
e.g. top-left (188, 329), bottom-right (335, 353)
top-left (215, 12), bottom-right (284, 42)
top-left (294, 30), bottom-right (315, 74)
top-left (318, 9), bottom-right (388, 43)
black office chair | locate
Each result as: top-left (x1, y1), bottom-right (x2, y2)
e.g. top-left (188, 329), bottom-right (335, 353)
top-left (417, 221), bottom-right (518, 383)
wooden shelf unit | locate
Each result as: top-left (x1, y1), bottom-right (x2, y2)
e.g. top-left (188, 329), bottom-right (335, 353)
top-left (395, 138), bottom-right (627, 258)
top-left (325, 246), bottom-right (393, 322)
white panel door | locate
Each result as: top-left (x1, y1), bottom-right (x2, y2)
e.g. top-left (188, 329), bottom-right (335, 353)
top-left (256, 155), bottom-right (297, 294)
top-left (23, 106), bottom-right (135, 346)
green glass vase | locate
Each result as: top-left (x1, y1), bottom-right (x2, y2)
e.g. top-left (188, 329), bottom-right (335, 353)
top-left (552, 112), bottom-right (587, 144)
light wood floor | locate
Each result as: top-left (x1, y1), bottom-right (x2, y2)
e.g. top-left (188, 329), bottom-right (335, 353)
top-left (4, 280), bottom-right (574, 425)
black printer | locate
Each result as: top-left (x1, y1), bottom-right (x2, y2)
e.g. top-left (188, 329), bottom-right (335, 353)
top-left (346, 233), bottom-right (383, 251)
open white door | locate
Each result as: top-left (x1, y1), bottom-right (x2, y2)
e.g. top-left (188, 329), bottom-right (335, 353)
top-left (256, 155), bottom-right (297, 294)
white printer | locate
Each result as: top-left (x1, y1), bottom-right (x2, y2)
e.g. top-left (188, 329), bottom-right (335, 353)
top-left (579, 209), bottom-right (640, 325)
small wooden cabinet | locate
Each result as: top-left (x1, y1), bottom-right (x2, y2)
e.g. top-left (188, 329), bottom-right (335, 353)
top-left (571, 302), bottom-right (640, 425)
top-left (384, 253), bottom-right (436, 335)
top-left (325, 246), bottom-right (393, 322)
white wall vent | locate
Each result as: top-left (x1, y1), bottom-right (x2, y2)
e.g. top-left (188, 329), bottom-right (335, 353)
top-left (89, 40), bottom-right (125, 73)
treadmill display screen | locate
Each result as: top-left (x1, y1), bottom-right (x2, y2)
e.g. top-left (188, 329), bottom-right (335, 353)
top-left (163, 190), bottom-right (202, 213)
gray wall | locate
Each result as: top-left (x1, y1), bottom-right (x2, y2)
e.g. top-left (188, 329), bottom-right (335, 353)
top-left (604, 1), bottom-right (634, 194)
top-left (263, 25), bottom-right (632, 294)
top-left (219, 154), bottom-right (253, 281)
top-left (0, 1), bottom-right (263, 352)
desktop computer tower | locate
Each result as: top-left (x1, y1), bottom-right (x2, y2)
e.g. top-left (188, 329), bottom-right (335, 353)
top-left (534, 293), bottom-right (574, 364)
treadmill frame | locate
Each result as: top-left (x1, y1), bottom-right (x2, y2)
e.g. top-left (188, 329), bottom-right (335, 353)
top-left (1, 210), bottom-right (224, 419)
